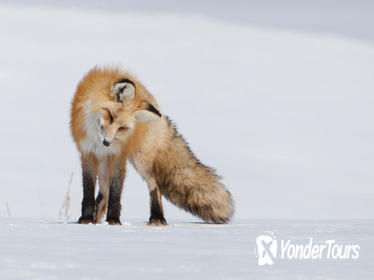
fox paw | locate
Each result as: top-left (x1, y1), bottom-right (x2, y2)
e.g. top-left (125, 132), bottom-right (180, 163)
top-left (106, 218), bottom-right (121, 225)
top-left (78, 216), bottom-right (96, 224)
top-left (148, 216), bottom-right (168, 226)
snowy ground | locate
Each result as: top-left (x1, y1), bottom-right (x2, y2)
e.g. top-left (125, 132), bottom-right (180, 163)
top-left (0, 1), bottom-right (373, 279)
top-left (1, 218), bottom-right (373, 279)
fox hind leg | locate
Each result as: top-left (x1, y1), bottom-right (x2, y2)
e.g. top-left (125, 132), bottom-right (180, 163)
top-left (147, 178), bottom-right (167, 226)
top-left (95, 191), bottom-right (108, 222)
top-left (95, 175), bottom-right (110, 222)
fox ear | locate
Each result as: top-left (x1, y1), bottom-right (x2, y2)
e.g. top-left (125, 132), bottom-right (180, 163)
top-left (111, 79), bottom-right (136, 102)
top-left (134, 103), bottom-right (162, 123)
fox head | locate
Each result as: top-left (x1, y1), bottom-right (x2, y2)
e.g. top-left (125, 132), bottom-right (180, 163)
top-left (85, 79), bottom-right (161, 147)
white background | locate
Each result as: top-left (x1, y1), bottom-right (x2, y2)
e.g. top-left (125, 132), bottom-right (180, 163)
top-left (0, 1), bottom-right (373, 221)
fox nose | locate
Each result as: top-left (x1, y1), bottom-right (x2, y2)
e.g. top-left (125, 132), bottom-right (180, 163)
top-left (103, 139), bottom-right (111, 147)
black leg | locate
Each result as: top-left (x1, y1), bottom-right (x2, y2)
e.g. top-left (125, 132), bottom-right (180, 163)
top-left (78, 170), bottom-right (96, 224)
top-left (95, 191), bottom-right (104, 219)
top-left (106, 174), bottom-right (124, 225)
top-left (95, 192), bottom-right (104, 209)
top-left (149, 187), bottom-right (167, 225)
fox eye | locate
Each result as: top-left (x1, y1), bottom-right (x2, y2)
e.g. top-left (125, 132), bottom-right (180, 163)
top-left (103, 108), bottom-right (113, 123)
top-left (118, 126), bottom-right (128, 132)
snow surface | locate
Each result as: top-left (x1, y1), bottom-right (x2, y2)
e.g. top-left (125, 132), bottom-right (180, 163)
top-left (0, 218), bottom-right (373, 279)
top-left (0, 1), bottom-right (373, 278)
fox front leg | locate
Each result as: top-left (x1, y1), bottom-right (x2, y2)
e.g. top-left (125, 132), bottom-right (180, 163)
top-left (106, 166), bottom-right (126, 225)
top-left (78, 154), bottom-right (98, 224)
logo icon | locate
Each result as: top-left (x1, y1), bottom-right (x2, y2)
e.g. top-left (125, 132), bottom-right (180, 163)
top-left (256, 233), bottom-right (277, 266)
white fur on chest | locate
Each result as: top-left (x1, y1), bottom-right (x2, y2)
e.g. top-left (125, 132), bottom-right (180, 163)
top-left (80, 137), bottom-right (120, 157)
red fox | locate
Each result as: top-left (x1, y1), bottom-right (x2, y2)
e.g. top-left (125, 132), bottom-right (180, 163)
top-left (70, 67), bottom-right (234, 225)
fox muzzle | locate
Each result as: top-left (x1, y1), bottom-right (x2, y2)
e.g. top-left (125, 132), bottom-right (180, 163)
top-left (103, 139), bottom-right (111, 147)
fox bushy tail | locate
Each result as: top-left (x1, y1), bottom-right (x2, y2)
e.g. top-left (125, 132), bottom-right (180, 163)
top-left (153, 117), bottom-right (234, 223)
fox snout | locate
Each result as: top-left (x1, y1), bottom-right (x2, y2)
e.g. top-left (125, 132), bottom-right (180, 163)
top-left (103, 139), bottom-right (111, 147)
top-left (100, 124), bottom-right (118, 147)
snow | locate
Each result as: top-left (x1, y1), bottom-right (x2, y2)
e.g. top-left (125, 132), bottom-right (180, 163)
top-left (0, 1), bottom-right (373, 278)
top-left (0, 218), bottom-right (373, 279)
